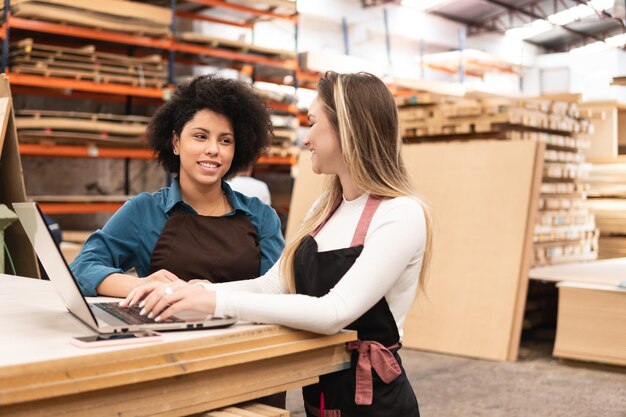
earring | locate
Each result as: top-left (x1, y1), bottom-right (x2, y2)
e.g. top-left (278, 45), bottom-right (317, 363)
top-left (173, 149), bottom-right (179, 155)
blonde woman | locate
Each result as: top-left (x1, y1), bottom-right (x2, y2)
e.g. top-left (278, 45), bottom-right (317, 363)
top-left (123, 71), bottom-right (432, 417)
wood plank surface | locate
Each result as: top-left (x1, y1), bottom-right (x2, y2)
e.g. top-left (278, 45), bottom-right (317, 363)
top-left (0, 275), bottom-right (355, 416)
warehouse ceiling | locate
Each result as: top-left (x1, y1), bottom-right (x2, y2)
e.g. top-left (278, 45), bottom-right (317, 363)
top-left (364, 0), bottom-right (626, 52)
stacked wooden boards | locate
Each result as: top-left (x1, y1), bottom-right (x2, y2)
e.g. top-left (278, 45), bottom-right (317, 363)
top-left (530, 259), bottom-right (626, 366)
top-left (179, 32), bottom-right (295, 60)
top-left (10, 0), bottom-right (171, 36)
top-left (15, 109), bottom-right (149, 147)
top-left (287, 141), bottom-right (544, 361)
top-left (586, 160), bottom-right (626, 258)
top-left (10, 39), bottom-right (168, 89)
top-left (398, 96), bottom-right (598, 267)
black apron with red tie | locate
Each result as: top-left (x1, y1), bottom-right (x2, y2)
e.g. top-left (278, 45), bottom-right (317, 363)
top-left (294, 196), bottom-right (419, 417)
top-left (149, 206), bottom-right (286, 408)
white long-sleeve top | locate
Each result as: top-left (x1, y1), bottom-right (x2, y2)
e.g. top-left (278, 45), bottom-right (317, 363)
top-left (202, 192), bottom-right (427, 338)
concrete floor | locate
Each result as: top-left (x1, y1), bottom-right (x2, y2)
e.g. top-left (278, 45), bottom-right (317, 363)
top-left (286, 341), bottom-right (626, 417)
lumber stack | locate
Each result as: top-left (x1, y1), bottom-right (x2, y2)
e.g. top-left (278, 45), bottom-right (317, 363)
top-left (10, 0), bottom-right (171, 37)
top-left (10, 39), bottom-right (168, 88)
top-left (15, 110), bottom-right (149, 147)
top-left (585, 162), bottom-right (626, 258)
top-left (398, 95), bottom-right (598, 266)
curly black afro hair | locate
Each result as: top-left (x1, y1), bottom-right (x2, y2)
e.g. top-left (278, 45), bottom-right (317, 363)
top-left (147, 75), bottom-right (272, 179)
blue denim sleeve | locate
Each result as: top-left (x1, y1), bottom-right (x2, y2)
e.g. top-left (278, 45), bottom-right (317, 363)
top-left (255, 203), bottom-right (285, 275)
top-left (70, 198), bottom-right (143, 296)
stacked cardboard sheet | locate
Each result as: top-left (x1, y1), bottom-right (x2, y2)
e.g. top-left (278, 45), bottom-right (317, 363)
top-left (11, 0), bottom-right (171, 36)
top-left (10, 39), bottom-right (168, 88)
top-left (15, 110), bottom-right (149, 146)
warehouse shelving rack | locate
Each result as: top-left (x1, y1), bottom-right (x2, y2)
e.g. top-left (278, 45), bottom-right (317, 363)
top-left (0, 0), bottom-right (299, 214)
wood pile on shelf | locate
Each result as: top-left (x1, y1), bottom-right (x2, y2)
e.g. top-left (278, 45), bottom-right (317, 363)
top-left (15, 110), bottom-right (149, 147)
top-left (397, 95), bottom-right (598, 266)
top-left (11, 0), bottom-right (171, 37)
top-left (10, 39), bottom-right (168, 88)
top-left (586, 162), bottom-right (626, 258)
top-left (179, 33), bottom-right (295, 60)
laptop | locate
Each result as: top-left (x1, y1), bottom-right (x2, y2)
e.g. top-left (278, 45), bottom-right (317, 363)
top-left (13, 202), bottom-right (236, 334)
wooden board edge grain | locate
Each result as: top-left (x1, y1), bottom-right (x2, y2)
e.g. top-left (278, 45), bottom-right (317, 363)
top-left (2, 345), bottom-right (350, 417)
top-left (507, 140), bottom-right (545, 361)
top-left (0, 329), bottom-right (355, 406)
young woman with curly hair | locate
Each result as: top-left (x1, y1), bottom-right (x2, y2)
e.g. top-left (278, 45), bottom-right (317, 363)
top-left (71, 74), bottom-right (284, 309)
top-left (124, 71), bottom-right (432, 417)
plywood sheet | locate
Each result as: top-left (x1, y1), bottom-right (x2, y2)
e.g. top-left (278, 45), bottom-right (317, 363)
top-left (529, 257), bottom-right (626, 286)
top-left (401, 140), bottom-right (543, 361)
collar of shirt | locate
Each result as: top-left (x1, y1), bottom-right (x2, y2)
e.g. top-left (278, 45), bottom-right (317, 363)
top-left (164, 177), bottom-right (253, 217)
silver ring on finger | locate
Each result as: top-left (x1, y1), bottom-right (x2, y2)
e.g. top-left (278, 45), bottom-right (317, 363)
top-left (164, 287), bottom-right (173, 295)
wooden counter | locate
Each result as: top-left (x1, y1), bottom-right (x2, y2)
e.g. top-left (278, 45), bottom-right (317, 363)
top-left (0, 274), bottom-right (356, 416)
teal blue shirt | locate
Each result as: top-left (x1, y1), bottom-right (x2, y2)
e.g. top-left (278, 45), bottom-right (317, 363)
top-left (70, 178), bottom-right (285, 296)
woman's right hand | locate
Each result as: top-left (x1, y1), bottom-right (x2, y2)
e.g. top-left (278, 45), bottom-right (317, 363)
top-left (120, 278), bottom-right (189, 308)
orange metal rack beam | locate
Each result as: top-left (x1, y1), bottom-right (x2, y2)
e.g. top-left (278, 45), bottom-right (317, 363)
top-left (257, 155), bottom-right (297, 165)
top-left (8, 73), bottom-right (169, 98)
top-left (39, 202), bottom-right (124, 214)
top-left (3, 18), bottom-right (297, 71)
top-left (173, 41), bottom-right (297, 70)
top-left (185, 0), bottom-right (297, 21)
top-left (6, 17), bottom-right (173, 49)
top-left (19, 143), bottom-right (155, 160)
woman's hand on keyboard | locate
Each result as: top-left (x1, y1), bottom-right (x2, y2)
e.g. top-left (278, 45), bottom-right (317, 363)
top-left (120, 278), bottom-right (188, 308)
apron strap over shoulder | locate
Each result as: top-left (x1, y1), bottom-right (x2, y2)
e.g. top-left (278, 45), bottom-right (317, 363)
top-left (350, 196), bottom-right (382, 247)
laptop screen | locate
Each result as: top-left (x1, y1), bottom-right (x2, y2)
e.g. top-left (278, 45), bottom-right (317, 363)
top-left (12, 202), bottom-right (99, 329)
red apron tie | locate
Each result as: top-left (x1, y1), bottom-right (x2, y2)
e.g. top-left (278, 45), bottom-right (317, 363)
top-left (347, 340), bottom-right (402, 406)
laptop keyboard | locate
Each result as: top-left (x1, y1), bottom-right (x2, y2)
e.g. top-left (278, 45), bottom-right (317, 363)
top-left (94, 302), bottom-right (183, 325)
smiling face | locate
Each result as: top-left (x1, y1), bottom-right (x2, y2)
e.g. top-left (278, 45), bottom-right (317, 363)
top-left (304, 96), bottom-right (346, 176)
top-left (172, 109), bottom-right (235, 193)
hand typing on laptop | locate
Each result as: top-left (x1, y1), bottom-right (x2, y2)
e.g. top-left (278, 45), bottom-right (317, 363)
top-left (121, 281), bottom-right (216, 322)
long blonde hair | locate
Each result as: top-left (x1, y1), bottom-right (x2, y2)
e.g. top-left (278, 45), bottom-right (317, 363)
top-left (281, 71), bottom-right (432, 294)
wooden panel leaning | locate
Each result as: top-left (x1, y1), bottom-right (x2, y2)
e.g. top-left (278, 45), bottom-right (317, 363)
top-left (401, 140), bottom-right (545, 361)
top-left (0, 74), bottom-right (39, 277)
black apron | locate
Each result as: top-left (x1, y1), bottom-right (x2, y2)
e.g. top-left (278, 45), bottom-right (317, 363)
top-left (149, 206), bottom-right (286, 408)
top-left (294, 196), bottom-right (419, 417)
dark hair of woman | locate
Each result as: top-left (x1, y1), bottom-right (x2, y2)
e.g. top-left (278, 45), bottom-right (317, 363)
top-left (147, 75), bottom-right (272, 179)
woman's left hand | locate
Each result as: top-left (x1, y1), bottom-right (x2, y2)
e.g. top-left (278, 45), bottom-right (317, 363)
top-left (141, 284), bottom-right (217, 322)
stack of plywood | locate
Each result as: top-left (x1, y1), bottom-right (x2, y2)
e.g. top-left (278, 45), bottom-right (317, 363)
top-left (10, 0), bottom-right (171, 37)
top-left (398, 96), bottom-right (598, 267)
top-left (15, 110), bottom-right (149, 147)
top-left (179, 33), bottom-right (295, 60)
top-left (530, 259), bottom-right (626, 367)
top-left (10, 39), bottom-right (168, 88)
top-left (586, 162), bottom-right (626, 258)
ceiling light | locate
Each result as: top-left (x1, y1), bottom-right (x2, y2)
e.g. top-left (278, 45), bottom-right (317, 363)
top-left (570, 41), bottom-right (610, 54)
top-left (505, 19), bottom-right (552, 40)
top-left (401, 0), bottom-right (448, 11)
top-left (605, 33), bottom-right (626, 47)
top-left (589, 0), bottom-right (614, 11)
top-left (548, 4), bottom-right (595, 26)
